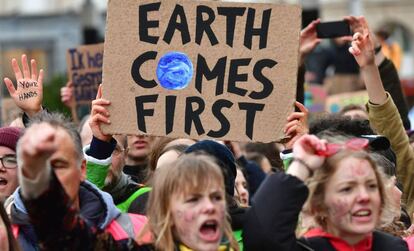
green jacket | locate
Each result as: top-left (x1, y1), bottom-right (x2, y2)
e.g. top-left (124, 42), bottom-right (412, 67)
top-left (84, 145), bottom-right (151, 212)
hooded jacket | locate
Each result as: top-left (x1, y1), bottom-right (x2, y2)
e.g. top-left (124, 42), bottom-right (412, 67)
top-left (84, 137), bottom-right (151, 214)
top-left (242, 172), bottom-right (408, 251)
top-left (11, 178), bottom-right (120, 251)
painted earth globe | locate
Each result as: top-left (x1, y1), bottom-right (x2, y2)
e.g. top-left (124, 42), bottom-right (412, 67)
top-left (156, 51), bottom-right (193, 90)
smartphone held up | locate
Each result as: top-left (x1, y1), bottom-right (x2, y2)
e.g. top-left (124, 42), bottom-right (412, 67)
top-left (316, 21), bottom-right (351, 38)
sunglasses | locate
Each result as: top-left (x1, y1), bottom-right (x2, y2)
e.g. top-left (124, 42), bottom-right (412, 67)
top-left (315, 138), bottom-right (369, 157)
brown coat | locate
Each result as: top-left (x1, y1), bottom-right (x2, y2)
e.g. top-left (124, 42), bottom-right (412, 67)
top-left (368, 93), bottom-right (414, 215)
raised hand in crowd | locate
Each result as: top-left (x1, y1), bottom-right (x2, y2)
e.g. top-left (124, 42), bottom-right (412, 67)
top-left (60, 81), bottom-right (75, 108)
top-left (89, 84), bottom-right (112, 142)
top-left (3, 54), bottom-right (43, 117)
top-left (347, 16), bottom-right (414, 218)
top-left (299, 18), bottom-right (321, 66)
top-left (287, 134), bottom-right (326, 181)
top-left (296, 19), bottom-right (321, 106)
top-left (60, 80), bottom-right (80, 123)
top-left (283, 101), bottom-right (309, 150)
top-left (17, 122), bottom-right (57, 180)
top-left (346, 16), bottom-right (387, 104)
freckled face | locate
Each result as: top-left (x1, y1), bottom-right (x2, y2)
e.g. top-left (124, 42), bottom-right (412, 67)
top-left (170, 185), bottom-right (226, 251)
top-left (324, 157), bottom-right (381, 240)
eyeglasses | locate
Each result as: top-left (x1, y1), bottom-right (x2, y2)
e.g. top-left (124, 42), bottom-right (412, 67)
top-left (0, 154), bottom-right (17, 169)
top-left (315, 138), bottom-right (369, 157)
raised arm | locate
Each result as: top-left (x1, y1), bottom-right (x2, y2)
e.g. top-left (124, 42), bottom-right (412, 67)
top-left (17, 123), bottom-right (125, 250)
top-left (346, 16), bottom-right (387, 104)
top-left (296, 19), bottom-right (322, 104)
top-left (3, 54), bottom-right (43, 120)
top-left (299, 19), bottom-right (322, 67)
top-left (85, 85), bottom-right (116, 189)
top-left (243, 135), bottom-right (325, 251)
top-left (61, 81), bottom-right (80, 124)
top-left (347, 16), bottom-right (414, 215)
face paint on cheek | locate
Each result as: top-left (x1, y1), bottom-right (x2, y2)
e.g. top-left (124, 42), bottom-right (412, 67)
top-left (173, 209), bottom-right (196, 242)
top-left (329, 198), bottom-right (351, 219)
top-left (350, 161), bottom-right (369, 177)
top-left (175, 209), bottom-right (196, 223)
top-left (175, 209), bottom-right (184, 219)
top-left (184, 211), bottom-right (196, 222)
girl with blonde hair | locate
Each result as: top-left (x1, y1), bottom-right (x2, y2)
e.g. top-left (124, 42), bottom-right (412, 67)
top-left (143, 153), bottom-right (239, 251)
top-left (243, 134), bottom-right (407, 250)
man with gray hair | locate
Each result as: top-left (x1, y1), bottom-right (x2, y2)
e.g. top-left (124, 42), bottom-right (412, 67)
top-left (10, 112), bottom-right (122, 250)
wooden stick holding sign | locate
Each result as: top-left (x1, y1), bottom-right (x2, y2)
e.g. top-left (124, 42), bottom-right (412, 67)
top-left (102, 0), bottom-right (301, 142)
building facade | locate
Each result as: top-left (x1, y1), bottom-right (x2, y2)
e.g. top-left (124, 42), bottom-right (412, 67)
top-left (0, 0), bottom-right (106, 80)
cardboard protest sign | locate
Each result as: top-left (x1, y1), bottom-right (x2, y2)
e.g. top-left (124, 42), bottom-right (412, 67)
top-left (66, 43), bottom-right (104, 105)
top-left (325, 91), bottom-right (369, 113)
top-left (102, 0), bottom-right (301, 142)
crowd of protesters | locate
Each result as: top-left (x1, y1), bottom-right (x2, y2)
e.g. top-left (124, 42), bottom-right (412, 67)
top-left (1, 14), bottom-right (414, 251)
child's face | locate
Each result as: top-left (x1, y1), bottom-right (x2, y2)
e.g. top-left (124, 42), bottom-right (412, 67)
top-left (170, 185), bottom-right (226, 251)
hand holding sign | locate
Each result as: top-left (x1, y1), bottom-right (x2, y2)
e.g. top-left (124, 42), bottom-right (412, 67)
top-left (89, 85), bottom-right (112, 142)
top-left (3, 54), bottom-right (43, 117)
top-left (283, 101), bottom-right (309, 149)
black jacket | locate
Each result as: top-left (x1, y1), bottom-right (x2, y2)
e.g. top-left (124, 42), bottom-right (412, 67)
top-left (242, 172), bottom-right (408, 251)
top-left (378, 58), bottom-right (411, 130)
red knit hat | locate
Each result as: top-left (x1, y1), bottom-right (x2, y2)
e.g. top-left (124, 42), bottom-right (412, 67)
top-left (0, 127), bottom-right (23, 152)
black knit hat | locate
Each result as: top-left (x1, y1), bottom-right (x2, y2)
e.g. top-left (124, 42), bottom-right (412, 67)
top-left (360, 135), bottom-right (390, 151)
top-left (185, 140), bottom-right (237, 196)
top-left (360, 135), bottom-right (396, 166)
top-left (0, 127), bottom-right (23, 152)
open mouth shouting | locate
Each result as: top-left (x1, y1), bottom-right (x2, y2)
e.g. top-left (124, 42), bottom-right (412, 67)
top-left (0, 177), bottom-right (7, 187)
top-left (199, 219), bottom-right (221, 242)
top-left (352, 209), bottom-right (373, 223)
